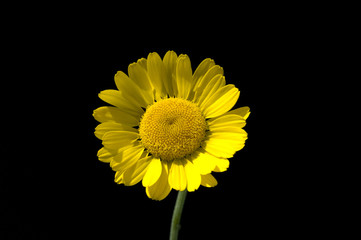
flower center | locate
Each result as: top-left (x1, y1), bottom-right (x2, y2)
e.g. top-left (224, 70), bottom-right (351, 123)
top-left (139, 98), bottom-right (207, 161)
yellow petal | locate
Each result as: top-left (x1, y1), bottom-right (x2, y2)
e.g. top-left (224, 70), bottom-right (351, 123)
top-left (168, 158), bottom-right (187, 191)
top-left (194, 65), bottom-right (223, 94)
top-left (190, 150), bottom-right (216, 175)
top-left (123, 156), bottom-right (152, 186)
top-left (142, 158), bottom-right (162, 187)
top-left (146, 161), bottom-right (172, 201)
top-left (197, 74), bottom-right (225, 107)
top-left (128, 62), bottom-right (154, 105)
top-left (114, 71), bottom-right (151, 108)
top-left (137, 57), bottom-right (147, 70)
top-left (95, 122), bottom-right (138, 140)
top-left (192, 58), bottom-right (216, 86)
top-left (98, 89), bottom-right (122, 108)
top-left (184, 159), bottom-right (201, 192)
top-left (224, 106), bottom-right (250, 120)
top-left (102, 131), bottom-right (139, 151)
top-left (114, 171), bottom-right (124, 184)
top-left (147, 52), bottom-right (167, 99)
top-left (98, 90), bottom-right (143, 116)
top-left (201, 85), bottom-right (240, 119)
top-left (213, 158), bottom-right (230, 172)
top-left (191, 149), bottom-right (229, 173)
top-left (162, 50), bottom-right (178, 97)
top-left (97, 147), bottom-right (113, 163)
top-left (176, 54), bottom-right (193, 100)
top-left (200, 174), bottom-right (218, 187)
top-left (111, 144), bottom-right (144, 172)
top-left (93, 106), bottom-right (141, 126)
top-left (201, 130), bottom-right (248, 158)
top-left (207, 114), bottom-right (246, 132)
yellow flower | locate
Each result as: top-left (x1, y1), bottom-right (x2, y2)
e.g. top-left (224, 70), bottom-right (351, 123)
top-left (93, 51), bottom-right (250, 200)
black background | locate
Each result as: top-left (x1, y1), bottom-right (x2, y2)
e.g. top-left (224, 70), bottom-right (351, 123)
top-left (1, 9), bottom-right (324, 239)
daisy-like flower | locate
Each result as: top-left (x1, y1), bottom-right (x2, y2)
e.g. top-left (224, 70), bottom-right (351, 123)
top-left (93, 51), bottom-right (250, 200)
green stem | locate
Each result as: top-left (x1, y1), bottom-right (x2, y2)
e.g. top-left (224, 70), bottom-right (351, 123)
top-left (170, 190), bottom-right (188, 240)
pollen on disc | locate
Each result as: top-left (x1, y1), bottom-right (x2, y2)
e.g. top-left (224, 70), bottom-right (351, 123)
top-left (139, 98), bottom-right (207, 161)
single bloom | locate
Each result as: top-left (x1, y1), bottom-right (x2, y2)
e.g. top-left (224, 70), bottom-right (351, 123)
top-left (93, 51), bottom-right (250, 200)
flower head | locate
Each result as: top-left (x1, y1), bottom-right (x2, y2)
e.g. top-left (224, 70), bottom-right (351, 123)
top-left (94, 51), bottom-right (250, 200)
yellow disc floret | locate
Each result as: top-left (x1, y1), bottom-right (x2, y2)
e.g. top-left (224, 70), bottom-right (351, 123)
top-left (139, 98), bottom-right (207, 161)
